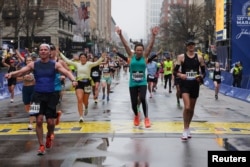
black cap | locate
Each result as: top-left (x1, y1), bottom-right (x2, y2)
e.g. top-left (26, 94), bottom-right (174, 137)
top-left (49, 43), bottom-right (56, 50)
top-left (185, 39), bottom-right (195, 46)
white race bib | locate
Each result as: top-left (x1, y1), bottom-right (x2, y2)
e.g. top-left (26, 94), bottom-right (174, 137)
top-left (132, 72), bottom-right (144, 82)
top-left (92, 71), bottom-right (99, 77)
top-left (29, 103), bottom-right (40, 116)
top-left (186, 71), bottom-right (197, 80)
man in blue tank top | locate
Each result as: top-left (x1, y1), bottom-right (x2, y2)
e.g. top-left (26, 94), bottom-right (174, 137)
top-left (5, 43), bottom-right (77, 155)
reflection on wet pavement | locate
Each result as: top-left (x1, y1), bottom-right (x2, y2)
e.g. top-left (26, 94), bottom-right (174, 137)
top-left (222, 138), bottom-right (250, 151)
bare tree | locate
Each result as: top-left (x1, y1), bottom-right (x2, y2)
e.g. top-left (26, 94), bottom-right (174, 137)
top-left (2, 0), bottom-right (59, 49)
top-left (160, 3), bottom-right (206, 54)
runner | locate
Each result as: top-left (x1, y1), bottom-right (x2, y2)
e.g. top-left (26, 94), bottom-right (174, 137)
top-left (147, 56), bottom-right (158, 98)
top-left (115, 26), bottom-right (159, 128)
top-left (59, 51), bottom-right (106, 122)
top-left (163, 56), bottom-right (174, 93)
top-left (50, 45), bottom-right (70, 129)
top-left (174, 39), bottom-right (206, 141)
top-left (207, 61), bottom-right (226, 100)
top-left (16, 52), bottom-right (36, 130)
top-left (5, 43), bottom-right (77, 155)
top-left (90, 56), bottom-right (102, 103)
top-left (99, 56), bottom-right (114, 102)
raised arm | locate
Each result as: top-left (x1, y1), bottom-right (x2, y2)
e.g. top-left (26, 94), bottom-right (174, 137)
top-left (59, 51), bottom-right (77, 67)
top-left (115, 26), bottom-right (133, 57)
top-left (91, 52), bottom-right (106, 67)
top-left (112, 48), bottom-right (128, 62)
top-left (56, 62), bottom-right (76, 82)
top-left (144, 26), bottom-right (159, 58)
top-left (15, 50), bottom-right (25, 62)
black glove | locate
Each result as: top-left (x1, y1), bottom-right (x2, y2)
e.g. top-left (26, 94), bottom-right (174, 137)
top-left (196, 75), bottom-right (204, 85)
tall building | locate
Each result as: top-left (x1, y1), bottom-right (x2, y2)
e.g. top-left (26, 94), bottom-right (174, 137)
top-left (145, 0), bottom-right (164, 42)
top-left (73, 0), bottom-right (112, 53)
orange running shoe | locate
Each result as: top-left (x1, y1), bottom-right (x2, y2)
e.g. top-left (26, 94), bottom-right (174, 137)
top-left (37, 145), bottom-right (45, 155)
top-left (55, 110), bottom-right (62, 125)
top-left (45, 135), bottom-right (52, 149)
top-left (134, 115), bottom-right (140, 126)
top-left (144, 118), bottom-right (151, 128)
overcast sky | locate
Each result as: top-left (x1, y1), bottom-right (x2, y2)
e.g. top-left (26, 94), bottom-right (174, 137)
top-left (112, 0), bottom-right (146, 40)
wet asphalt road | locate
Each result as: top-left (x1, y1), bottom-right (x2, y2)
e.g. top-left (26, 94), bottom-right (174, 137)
top-left (0, 71), bottom-right (250, 167)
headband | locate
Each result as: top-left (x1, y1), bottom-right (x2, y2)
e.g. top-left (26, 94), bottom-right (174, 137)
top-left (40, 43), bottom-right (50, 50)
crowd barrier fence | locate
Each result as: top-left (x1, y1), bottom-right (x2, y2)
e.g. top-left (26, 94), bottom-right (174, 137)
top-left (204, 71), bottom-right (250, 103)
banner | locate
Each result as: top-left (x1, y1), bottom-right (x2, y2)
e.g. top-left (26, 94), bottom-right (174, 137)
top-left (231, 0), bottom-right (250, 76)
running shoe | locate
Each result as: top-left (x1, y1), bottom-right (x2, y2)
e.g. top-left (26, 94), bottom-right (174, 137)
top-left (37, 145), bottom-right (45, 155)
top-left (107, 96), bottom-right (109, 101)
top-left (177, 101), bottom-right (180, 107)
top-left (10, 99), bottom-right (14, 103)
top-left (79, 116), bottom-right (84, 123)
top-left (102, 94), bottom-right (105, 100)
top-left (28, 124), bottom-right (33, 130)
top-left (45, 135), bottom-right (52, 149)
top-left (84, 109), bottom-right (88, 116)
top-left (94, 99), bottom-right (98, 104)
top-left (187, 128), bottom-right (192, 139)
top-left (181, 130), bottom-right (188, 141)
top-left (134, 115), bottom-right (140, 126)
top-left (215, 94), bottom-right (218, 100)
top-left (149, 93), bottom-right (152, 98)
top-left (55, 110), bottom-right (62, 125)
top-left (169, 90), bottom-right (172, 93)
top-left (144, 118), bottom-right (151, 128)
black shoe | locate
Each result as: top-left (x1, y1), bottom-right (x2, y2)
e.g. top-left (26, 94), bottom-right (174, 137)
top-left (215, 95), bottom-right (218, 100)
top-left (164, 85), bottom-right (166, 89)
top-left (169, 90), bottom-right (172, 93)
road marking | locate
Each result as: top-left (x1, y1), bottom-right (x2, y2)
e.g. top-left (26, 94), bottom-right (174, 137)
top-left (0, 121), bottom-right (250, 135)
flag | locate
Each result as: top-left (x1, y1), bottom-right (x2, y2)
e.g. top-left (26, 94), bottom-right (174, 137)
top-left (78, 3), bottom-right (89, 21)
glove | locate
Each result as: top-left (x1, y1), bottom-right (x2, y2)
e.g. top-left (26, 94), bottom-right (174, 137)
top-left (196, 75), bottom-right (204, 85)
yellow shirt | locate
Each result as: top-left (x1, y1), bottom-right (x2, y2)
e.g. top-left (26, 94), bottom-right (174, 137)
top-left (163, 60), bottom-right (173, 75)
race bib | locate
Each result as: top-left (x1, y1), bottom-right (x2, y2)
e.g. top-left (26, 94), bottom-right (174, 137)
top-left (29, 103), bottom-right (40, 116)
top-left (84, 85), bottom-right (92, 93)
top-left (186, 71), bottom-right (197, 80)
top-left (214, 74), bottom-right (221, 80)
top-left (132, 71), bottom-right (144, 82)
top-left (92, 71), bottom-right (99, 77)
top-left (148, 75), bottom-right (155, 79)
top-left (102, 67), bottom-right (109, 73)
top-left (166, 67), bottom-right (171, 71)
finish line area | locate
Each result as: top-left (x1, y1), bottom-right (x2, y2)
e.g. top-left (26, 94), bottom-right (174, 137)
top-left (0, 121), bottom-right (250, 135)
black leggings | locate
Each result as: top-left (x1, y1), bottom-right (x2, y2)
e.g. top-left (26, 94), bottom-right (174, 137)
top-left (164, 74), bottom-right (172, 89)
top-left (129, 85), bottom-right (148, 117)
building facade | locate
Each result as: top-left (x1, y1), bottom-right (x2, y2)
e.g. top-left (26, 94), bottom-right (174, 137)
top-left (0, 0), bottom-right (112, 55)
top-left (73, 0), bottom-right (112, 54)
top-left (146, 0), bottom-right (164, 36)
top-left (0, 0), bottom-right (76, 52)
